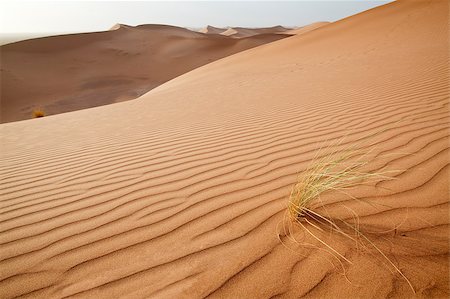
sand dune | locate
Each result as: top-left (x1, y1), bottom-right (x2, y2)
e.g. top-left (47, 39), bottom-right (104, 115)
top-left (109, 23), bottom-right (133, 31)
top-left (198, 25), bottom-right (228, 35)
top-left (221, 25), bottom-right (289, 38)
top-left (0, 25), bottom-right (290, 123)
top-left (0, 0), bottom-right (449, 298)
top-left (200, 25), bottom-right (294, 38)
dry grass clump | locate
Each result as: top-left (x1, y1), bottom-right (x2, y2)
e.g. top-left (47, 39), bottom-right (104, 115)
top-left (288, 147), bottom-right (385, 221)
top-left (32, 109), bottom-right (45, 118)
top-left (284, 138), bottom-right (415, 293)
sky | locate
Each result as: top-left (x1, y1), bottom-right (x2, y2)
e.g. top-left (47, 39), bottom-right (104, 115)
top-left (0, 0), bottom-right (391, 35)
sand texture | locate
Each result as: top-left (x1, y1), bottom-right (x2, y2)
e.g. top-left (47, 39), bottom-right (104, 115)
top-left (0, 0), bottom-right (449, 298)
top-left (0, 24), bottom-right (290, 123)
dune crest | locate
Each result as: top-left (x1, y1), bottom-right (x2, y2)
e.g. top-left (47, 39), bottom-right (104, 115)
top-left (222, 25), bottom-right (290, 38)
top-left (0, 0), bottom-right (448, 298)
top-left (198, 25), bottom-right (227, 35)
top-left (199, 25), bottom-right (295, 38)
top-left (109, 23), bottom-right (127, 31)
top-left (284, 22), bottom-right (330, 35)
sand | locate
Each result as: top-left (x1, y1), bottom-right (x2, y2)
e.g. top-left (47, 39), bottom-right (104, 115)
top-left (283, 22), bottom-right (330, 35)
top-left (0, 0), bottom-right (449, 298)
top-left (201, 25), bottom-right (298, 38)
top-left (198, 26), bottom-right (228, 35)
top-left (0, 24), bottom-right (290, 123)
top-left (220, 26), bottom-right (289, 38)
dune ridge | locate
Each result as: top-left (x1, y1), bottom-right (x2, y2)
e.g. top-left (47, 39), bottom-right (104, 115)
top-left (200, 24), bottom-right (328, 38)
top-left (0, 0), bottom-right (449, 298)
top-left (220, 25), bottom-right (289, 38)
top-left (283, 22), bottom-right (330, 35)
top-left (199, 25), bottom-right (228, 35)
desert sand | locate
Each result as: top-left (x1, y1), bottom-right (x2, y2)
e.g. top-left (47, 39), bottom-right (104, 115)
top-left (0, 24), bottom-right (290, 123)
top-left (198, 25), bottom-right (228, 35)
top-left (0, 0), bottom-right (449, 298)
top-left (200, 25), bottom-right (294, 38)
top-left (220, 26), bottom-right (289, 38)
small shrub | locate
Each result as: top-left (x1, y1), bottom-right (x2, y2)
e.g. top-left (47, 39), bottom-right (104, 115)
top-left (32, 109), bottom-right (45, 118)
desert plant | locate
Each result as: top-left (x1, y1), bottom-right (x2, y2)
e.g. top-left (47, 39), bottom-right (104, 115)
top-left (287, 143), bottom-right (387, 221)
top-left (32, 109), bottom-right (45, 118)
top-left (284, 138), bottom-right (415, 293)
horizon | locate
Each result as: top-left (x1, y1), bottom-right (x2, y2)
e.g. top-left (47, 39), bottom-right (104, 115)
top-left (1, 1), bottom-right (391, 35)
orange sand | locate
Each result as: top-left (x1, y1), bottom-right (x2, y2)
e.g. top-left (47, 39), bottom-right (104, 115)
top-left (0, 0), bottom-right (448, 298)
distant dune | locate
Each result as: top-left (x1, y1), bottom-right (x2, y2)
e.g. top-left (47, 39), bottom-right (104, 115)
top-left (198, 23), bottom-right (329, 38)
top-left (198, 25), bottom-right (228, 35)
top-left (0, 33), bottom-right (54, 46)
top-left (0, 24), bottom-right (291, 123)
top-left (222, 25), bottom-right (289, 38)
top-left (200, 25), bottom-right (293, 38)
top-left (0, 0), bottom-right (448, 298)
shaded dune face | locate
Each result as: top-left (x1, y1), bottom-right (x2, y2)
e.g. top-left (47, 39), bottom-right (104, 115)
top-left (0, 24), bottom-right (291, 123)
top-left (0, 0), bottom-right (449, 299)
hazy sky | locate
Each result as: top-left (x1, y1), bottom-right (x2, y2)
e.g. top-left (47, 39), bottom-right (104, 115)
top-left (0, 0), bottom-right (391, 34)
